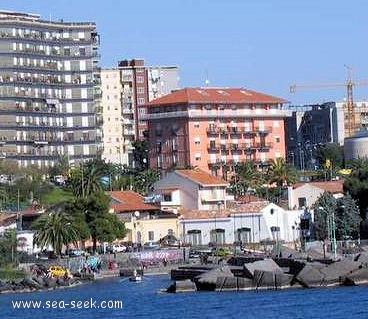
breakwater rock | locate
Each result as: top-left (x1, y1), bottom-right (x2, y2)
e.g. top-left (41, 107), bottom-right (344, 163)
top-left (0, 276), bottom-right (86, 294)
top-left (167, 252), bottom-right (368, 293)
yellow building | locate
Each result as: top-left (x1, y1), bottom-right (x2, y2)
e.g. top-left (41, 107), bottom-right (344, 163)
top-left (109, 191), bottom-right (180, 245)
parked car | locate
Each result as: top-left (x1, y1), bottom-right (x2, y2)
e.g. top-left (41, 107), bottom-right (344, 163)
top-left (48, 265), bottom-right (67, 277)
top-left (143, 242), bottom-right (160, 250)
top-left (66, 248), bottom-right (85, 257)
top-left (106, 244), bottom-right (127, 253)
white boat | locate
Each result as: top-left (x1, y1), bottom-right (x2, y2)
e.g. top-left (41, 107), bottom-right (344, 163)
top-left (129, 269), bottom-right (142, 282)
top-left (129, 274), bottom-right (142, 282)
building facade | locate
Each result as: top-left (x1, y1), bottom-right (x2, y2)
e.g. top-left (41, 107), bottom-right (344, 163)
top-left (0, 10), bottom-right (102, 168)
top-left (145, 87), bottom-right (291, 178)
top-left (101, 59), bottom-right (178, 166)
top-left (152, 169), bottom-right (231, 213)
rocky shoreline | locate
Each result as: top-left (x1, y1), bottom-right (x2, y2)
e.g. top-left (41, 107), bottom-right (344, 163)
top-left (0, 275), bottom-right (93, 294)
top-left (166, 248), bottom-right (368, 293)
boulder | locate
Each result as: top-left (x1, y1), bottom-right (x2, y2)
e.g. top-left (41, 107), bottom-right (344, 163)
top-left (253, 270), bottom-right (293, 289)
top-left (216, 276), bottom-right (253, 291)
top-left (195, 266), bottom-right (233, 291)
top-left (295, 263), bottom-right (325, 288)
top-left (319, 260), bottom-right (362, 286)
top-left (243, 258), bottom-right (283, 279)
top-left (345, 268), bottom-right (368, 285)
top-left (167, 280), bottom-right (196, 293)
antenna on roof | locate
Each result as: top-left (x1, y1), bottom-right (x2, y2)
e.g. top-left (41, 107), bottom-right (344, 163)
top-left (205, 69), bottom-right (210, 87)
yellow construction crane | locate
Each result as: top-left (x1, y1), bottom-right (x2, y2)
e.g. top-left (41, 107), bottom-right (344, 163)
top-left (290, 66), bottom-right (368, 137)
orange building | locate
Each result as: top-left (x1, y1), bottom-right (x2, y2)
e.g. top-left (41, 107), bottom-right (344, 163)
top-left (145, 87), bottom-right (292, 179)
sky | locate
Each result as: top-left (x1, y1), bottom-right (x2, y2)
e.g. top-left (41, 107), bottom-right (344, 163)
top-left (1, 0), bottom-right (368, 105)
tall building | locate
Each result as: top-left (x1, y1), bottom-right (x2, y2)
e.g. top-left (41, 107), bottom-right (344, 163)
top-left (0, 10), bottom-right (101, 168)
top-left (100, 68), bottom-right (126, 165)
top-left (118, 59), bottom-right (178, 140)
top-left (101, 59), bottom-right (178, 166)
top-left (145, 87), bottom-right (291, 179)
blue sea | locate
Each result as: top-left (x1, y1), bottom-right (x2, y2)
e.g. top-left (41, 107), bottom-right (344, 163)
top-left (1, 274), bottom-right (368, 319)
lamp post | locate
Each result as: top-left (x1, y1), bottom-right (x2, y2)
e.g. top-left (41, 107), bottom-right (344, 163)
top-left (133, 211), bottom-right (140, 245)
top-left (319, 206), bottom-right (337, 259)
top-left (232, 210), bottom-right (237, 255)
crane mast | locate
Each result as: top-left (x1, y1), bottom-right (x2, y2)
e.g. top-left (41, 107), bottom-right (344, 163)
top-left (290, 67), bottom-right (368, 137)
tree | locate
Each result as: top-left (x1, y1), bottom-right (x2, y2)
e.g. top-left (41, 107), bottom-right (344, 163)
top-left (315, 143), bottom-right (344, 173)
top-left (132, 169), bottom-right (160, 195)
top-left (68, 160), bottom-right (104, 198)
top-left (230, 161), bottom-right (264, 197)
top-left (343, 160), bottom-right (368, 217)
top-left (313, 192), bottom-right (360, 241)
top-left (0, 228), bottom-right (18, 267)
top-left (267, 158), bottom-right (297, 187)
top-left (32, 210), bottom-right (80, 256)
top-left (70, 192), bottom-right (127, 252)
top-left (132, 140), bottom-right (149, 171)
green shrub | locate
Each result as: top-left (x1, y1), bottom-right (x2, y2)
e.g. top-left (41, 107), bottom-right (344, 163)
top-left (0, 268), bottom-right (27, 280)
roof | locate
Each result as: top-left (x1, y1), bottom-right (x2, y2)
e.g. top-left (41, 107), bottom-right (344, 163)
top-left (0, 213), bottom-right (16, 226)
top-left (180, 201), bottom-right (270, 220)
top-left (293, 180), bottom-right (344, 194)
top-left (175, 169), bottom-right (228, 186)
top-left (147, 87), bottom-right (287, 106)
top-left (109, 191), bottom-right (158, 212)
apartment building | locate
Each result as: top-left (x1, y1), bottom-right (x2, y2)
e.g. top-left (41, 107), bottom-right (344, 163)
top-left (145, 87), bottom-right (292, 178)
top-left (101, 59), bottom-right (178, 166)
top-left (100, 68), bottom-right (127, 165)
top-left (118, 59), bottom-right (178, 141)
top-left (0, 10), bottom-right (102, 168)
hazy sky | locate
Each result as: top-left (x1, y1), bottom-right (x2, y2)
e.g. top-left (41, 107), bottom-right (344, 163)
top-left (1, 0), bottom-right (368, 105)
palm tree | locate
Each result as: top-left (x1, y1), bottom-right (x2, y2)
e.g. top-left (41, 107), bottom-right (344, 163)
top-left (267, 158), bottom-right (297, 187)
top-left (68, 160), bottom-right (104, 198)
top-left (32, 211), bottom-right (79, 256)
top-left (133, 169), bottom-right (160, 195)
top-left (230, 161), bottom-right (264, 196)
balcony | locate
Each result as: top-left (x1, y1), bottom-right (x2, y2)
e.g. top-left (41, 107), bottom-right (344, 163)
top-left (206, 127), bottom-right (218, 135)
top-left (207, 144), bottom-right (219, 152)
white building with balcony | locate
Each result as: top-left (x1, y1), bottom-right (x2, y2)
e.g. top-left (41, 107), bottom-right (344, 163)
top-left (152, 169), bottom-right (231, 213)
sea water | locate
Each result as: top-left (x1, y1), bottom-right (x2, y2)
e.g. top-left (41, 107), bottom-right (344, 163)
top-left (1, 274), bottom-right (368, 319)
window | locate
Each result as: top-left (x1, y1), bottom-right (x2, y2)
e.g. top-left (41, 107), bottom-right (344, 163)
top-left (211, 229), bottom-right (225, 245)
top-left (148, 231), bottom-right (154, 241)
top-left (187, 230), bottom-right (202, 246)
top-left (138, 97), bottom-right (145, 105)
top-left (163, 194), bottom-right (172, 201)
top-left (137, 87), bottom-right (145, 94)
top-left (275, 136), bottom-right (280, 143)
top-left (137, 76), bottom-right (144, 83)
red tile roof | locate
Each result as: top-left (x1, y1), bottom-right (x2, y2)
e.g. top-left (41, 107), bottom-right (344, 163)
top-left (147, 87), bottom-right (287, 106)
top-left (293, 180), bottom-right (344, 194)
top-left (180, 201), bottom-right (270, 220)
top-left (176, 169), bottom-right (228, 186)
top-left (109, 191), bottom-right (158, 212)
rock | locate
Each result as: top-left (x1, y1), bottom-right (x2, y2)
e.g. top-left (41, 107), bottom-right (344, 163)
top-left (319, 260), bottom-right (362, 286)
top-left (216, 276), bottom-right (253, 291)
top-left (21, 278), bottom-right (42, 290)
top-left (253, 270), bottom-right (294, 289)
top-left (195, 266), bottom-right (233, 291)
top-left (167, 279), bottom-right (196, 293)
top-left (345, 268), bottom-right (368, 285)
top-left (295, 263), bottom-right (325, 288)
top-left (243, 258), bottom-right (283, 279)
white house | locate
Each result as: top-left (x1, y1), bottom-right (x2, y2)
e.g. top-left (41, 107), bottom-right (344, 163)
top-left (179, 201), bottom-right (303, 246)
top-left (287, 180), bottom-right (344, 210)
top-left (152, 169), bottom-right (232, 213)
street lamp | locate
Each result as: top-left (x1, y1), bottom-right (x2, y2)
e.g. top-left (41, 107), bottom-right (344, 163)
top-left (232, 210), bottom-right (237, 255)
top-left (319, 206), bottom-right (337, 259)
top-left (133, 211), bottom-right (140, 245)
